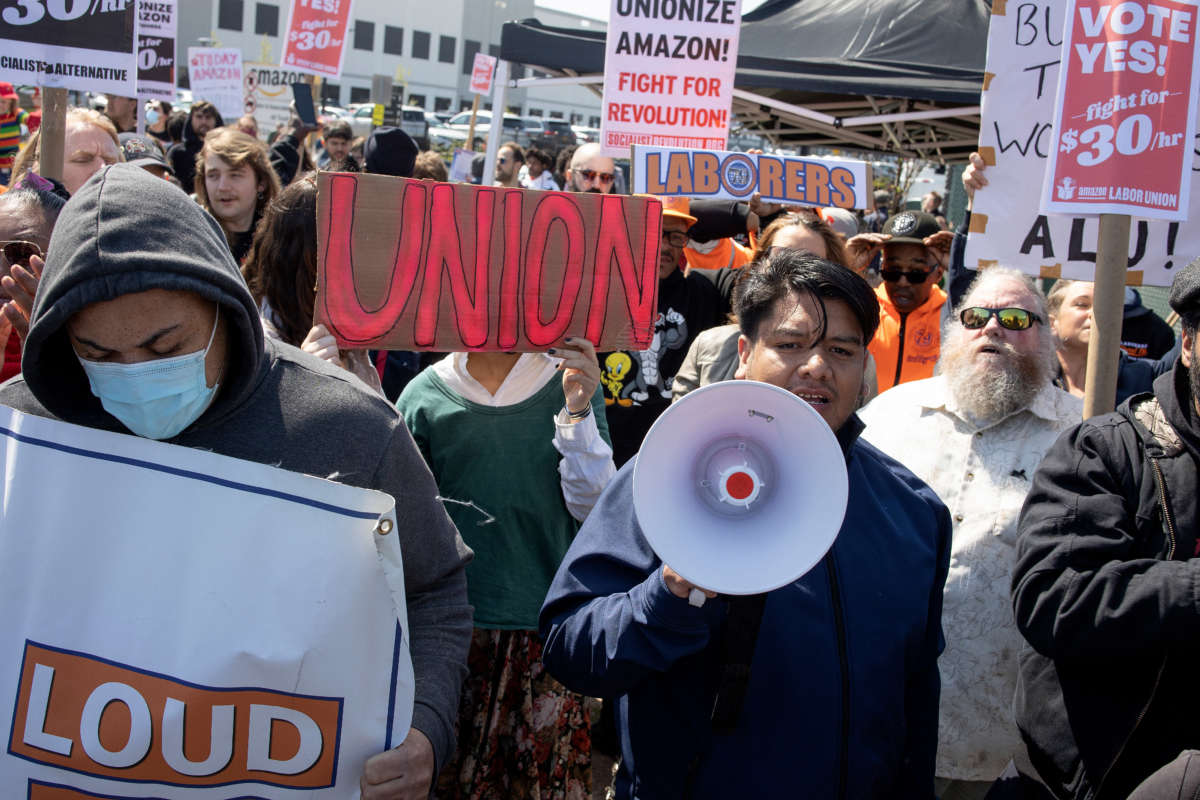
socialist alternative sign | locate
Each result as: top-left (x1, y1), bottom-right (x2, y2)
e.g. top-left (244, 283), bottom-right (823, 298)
top-left (1042, 0), bottom-right (1200, 219)
top-left (315, 174), bottom-right (663, 352)
top-left (0, 0), bottom-right (137, 96)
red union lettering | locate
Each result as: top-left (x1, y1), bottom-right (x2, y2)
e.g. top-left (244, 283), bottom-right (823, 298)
top-left (315, 174), bottom-right (661, 351)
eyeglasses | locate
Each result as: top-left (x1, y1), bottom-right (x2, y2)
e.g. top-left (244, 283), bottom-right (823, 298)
top-left (959, 306), bottom-right (1043, 331)
top-left (880, 267), bottom-right (936, 284)
top-left (661, 230), bottom-right (688, 247)
top-left (577, 169), bottom-right (615, 184)
top-left (1, 240), bottom-right (43, 268)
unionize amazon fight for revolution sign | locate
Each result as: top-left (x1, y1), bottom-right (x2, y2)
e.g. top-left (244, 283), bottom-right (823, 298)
top-left (631, 146), bottom-right (875, 209)
top-left (281, 0), bottom-right (355, 79)
top-left (1042, 0), bottom-right (1200, 219)
top-left (137, 0), bottom-right (176, 101)
top-left (0, 0), bottom-right (136, 96)
top-left (600, 0), bottom-right (743, 157)
top-left (966, 0), bottom-right (1200, 287)
top-left (0, 405), bottom-right (413, 796)
top-left (315, 173), bottom-right (663, 352)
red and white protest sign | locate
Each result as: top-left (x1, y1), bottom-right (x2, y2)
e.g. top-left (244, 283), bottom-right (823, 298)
top-left (1042, 0), bottom-right (1200, 220)
top-left (280, 0), bottom-right (355, 79)
top-left (599, 0), bottom-right (742, 158)
top-left (469, 53), bottom-right (497, 95)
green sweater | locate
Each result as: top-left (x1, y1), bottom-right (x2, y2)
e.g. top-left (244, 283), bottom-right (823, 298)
top-left (397, 368), bottom-right (609, 629)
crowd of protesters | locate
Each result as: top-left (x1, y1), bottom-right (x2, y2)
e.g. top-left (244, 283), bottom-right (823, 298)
top-left (2, 82), bottom-right (1200, 800)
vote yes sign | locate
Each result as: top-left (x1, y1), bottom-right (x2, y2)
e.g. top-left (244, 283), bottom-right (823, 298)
top-left (281, 0), bottom-right (355, 78)
top-left (1042, 0), bottom-right (1200, 219)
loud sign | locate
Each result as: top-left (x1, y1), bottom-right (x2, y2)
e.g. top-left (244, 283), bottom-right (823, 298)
top-left (631, 145), bottom-right (875, 210)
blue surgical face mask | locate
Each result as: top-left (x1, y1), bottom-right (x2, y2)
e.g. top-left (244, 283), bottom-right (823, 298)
top-left (76, 307), bottom-right (222, 440)
top-left (145, 107), bottom-right (161, 126)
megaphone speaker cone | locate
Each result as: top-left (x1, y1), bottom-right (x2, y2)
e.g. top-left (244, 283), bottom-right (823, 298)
top-left (632, 380), bottom-right (849, 596)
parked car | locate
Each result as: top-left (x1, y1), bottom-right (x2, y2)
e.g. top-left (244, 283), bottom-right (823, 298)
top-left (572, 126), bottom-right (600, 146)
top-left (345, 103), bottom-right (429, 148)
top-left (445, 110), bottom-right (523, 148)
top-left (538, 118), bottom-right (576, 153)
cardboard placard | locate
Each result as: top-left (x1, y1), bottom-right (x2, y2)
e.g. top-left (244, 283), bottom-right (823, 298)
top-left (281, 0), bottom-right (355, 79)
top-left (469, 52), bottom-right (497, 95)
top-left (244, 62), bottom-right (310, 135)
top-left (1041, 0), bottom-right (1200, 219)
top-left (136, 0), bottom-right (176, 101)
top-left (187, 47), bottom-right (244, 123)
top-left (966, 0), bottom-right (1200, 286)
top-left (631, 145), bottom-right (875, 209)
top-left (0, 406), bottom-right (411, 796)
top-left (0, 2), bottom-right (136, 96)
top-left (315, 173), bottom-right (663, 351)
top-left (599, 0), bottom-right (742, 157)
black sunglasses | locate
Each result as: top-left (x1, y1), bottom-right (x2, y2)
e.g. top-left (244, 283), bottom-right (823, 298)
top-left (1, 240), bottom-right (43, 268)
top-left (577, 169), bottom-right (615, 184)
top-left (959, 306), bottom-right (1043, 331)
top-left (880, 267), bottom-right (936, 284)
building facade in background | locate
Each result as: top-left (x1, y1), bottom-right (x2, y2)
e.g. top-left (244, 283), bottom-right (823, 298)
top-left (179, 0), bottom-right (602, 124)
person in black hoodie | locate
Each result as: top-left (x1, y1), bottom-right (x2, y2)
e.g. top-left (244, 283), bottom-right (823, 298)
top-left (167, 100), bottom-right (222, 194)
top-left (1012, 255), bottom-right (1200, 799)
top-left (0, 163), bottom-right (473, 798)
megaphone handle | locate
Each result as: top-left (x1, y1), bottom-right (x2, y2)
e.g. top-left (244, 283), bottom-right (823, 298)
top-left (688, 588), bottom-right (708, 607)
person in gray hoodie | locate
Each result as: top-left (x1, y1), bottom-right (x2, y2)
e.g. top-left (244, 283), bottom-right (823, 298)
top-left (0, 163), bottom-right (473, 799)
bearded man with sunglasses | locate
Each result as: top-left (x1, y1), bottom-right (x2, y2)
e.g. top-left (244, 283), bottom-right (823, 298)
top-left (859, 267), bottom-right (1081, 799)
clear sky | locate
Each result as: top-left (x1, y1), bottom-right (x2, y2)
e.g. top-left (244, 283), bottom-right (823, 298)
top-left (536, 0), bottom-right (769, 23)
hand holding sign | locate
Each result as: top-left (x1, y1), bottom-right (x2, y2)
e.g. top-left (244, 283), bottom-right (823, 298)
top-left (360, 728), bottom-right (435, 800)
top-left (550, 337), bottom-right (602, 416)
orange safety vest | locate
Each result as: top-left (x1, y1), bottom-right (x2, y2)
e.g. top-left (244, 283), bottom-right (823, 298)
top-left (684, 237), bottom-right (753, 272)
top-left (869, 283), bottom-right (947, 394)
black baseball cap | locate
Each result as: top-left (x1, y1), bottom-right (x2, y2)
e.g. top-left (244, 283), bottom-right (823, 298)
top-left (881, 211), bottom-right (941, 245)
top-left (118, 133), bottom-right (173, 175)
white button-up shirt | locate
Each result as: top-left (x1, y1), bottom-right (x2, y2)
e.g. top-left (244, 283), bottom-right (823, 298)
top-left (859, 376), bottom-right (1082, 781)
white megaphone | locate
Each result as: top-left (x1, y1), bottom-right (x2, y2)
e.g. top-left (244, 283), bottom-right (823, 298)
top-left (632, 380), bottom-right (849, 600)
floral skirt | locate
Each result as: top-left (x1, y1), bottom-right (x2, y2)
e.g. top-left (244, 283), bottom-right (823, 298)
top-left (435, 628), bottom-right (592, 800)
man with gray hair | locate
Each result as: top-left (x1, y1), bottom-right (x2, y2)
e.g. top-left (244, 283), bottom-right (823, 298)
top-left (858, 266), bottom-right (1082, 799)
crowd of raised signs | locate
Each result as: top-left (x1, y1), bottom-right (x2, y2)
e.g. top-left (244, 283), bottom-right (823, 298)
top-left (3, 82), bottom-right (1200, 800)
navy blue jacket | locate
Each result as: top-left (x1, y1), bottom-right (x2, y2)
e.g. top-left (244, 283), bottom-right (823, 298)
top-left (539, 417), bottom-right (952, 799)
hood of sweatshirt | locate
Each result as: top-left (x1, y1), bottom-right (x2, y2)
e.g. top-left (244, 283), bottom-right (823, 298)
top-left (21, 163), bottom-right (265, 434)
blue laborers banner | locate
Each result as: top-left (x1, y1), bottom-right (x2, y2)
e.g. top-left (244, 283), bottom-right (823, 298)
top-left (0, 405), bottom-right (412, 797)
top-left (630, 144), bottom-right (876, 210)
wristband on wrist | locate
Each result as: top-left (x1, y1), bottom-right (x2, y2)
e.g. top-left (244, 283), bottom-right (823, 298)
top-left (565, 404), bottom-right (591, 422)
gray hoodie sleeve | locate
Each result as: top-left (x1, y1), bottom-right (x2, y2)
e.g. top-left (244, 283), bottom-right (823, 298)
top-left (372, 420), bottom-right (473, 772)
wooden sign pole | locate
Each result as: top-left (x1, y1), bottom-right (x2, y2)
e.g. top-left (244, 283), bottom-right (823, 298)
top-left (38, 88), bottom-right (69, 183)
top-left (1081, 213), bottom-right (1131, 419)
top-left (465, 94), bottom-right (480, 152)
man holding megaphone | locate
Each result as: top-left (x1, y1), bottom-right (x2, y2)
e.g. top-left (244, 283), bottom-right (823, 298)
top-left (540, 250), bottom-right (952, 799)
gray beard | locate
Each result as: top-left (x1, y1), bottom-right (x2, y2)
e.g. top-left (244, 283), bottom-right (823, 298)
top-left (940, 335), bottom-right (1052, 426)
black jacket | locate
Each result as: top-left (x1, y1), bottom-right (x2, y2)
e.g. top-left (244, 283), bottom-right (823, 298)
top-left (1012, 363), bottom-right (1200, 800)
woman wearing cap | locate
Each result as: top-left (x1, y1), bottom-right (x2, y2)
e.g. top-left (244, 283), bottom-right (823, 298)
top-left (194, 127), bottom-right (280, 264)
top-left (0, 82), bottom-right (31, 187)
top-left (11, 108), bottom-right (122, 196)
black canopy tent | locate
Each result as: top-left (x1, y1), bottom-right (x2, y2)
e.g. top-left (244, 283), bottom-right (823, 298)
top-left (499, 0), bottom-right (992, 160)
